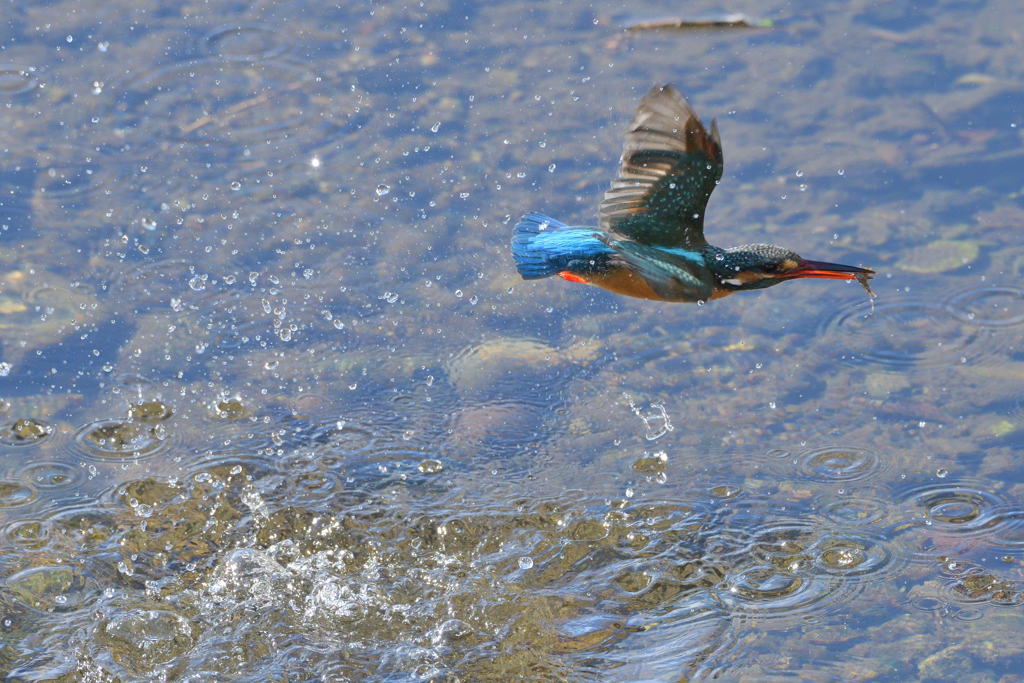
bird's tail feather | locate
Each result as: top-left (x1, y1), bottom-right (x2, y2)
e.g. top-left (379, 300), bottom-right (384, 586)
top-left (511, 213), bottom-right (611, 280)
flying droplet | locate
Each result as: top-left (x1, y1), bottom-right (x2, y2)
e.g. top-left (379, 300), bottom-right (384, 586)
top-left (548, 164), bottom-right (556, 172)
top-left (715, 253), bottom-right (724, 261)
top-left (518, 556), bottom-right (534, 570)
top-left (936, 468), bottom-right (948, 478)
top-left (431, 122), bottom-right (440, 132)
top-left (795, 169), bottom-right (804, 177)
top-left (188, 276), bottom-right (205, 291)
top-left (230, 181), bottom-right (241, 191)
top-left (376, 184), bottom-right (390, 196)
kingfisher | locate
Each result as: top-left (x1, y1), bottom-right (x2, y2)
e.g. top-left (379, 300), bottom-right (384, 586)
top-left (511, 84), bottom-right (874, 303)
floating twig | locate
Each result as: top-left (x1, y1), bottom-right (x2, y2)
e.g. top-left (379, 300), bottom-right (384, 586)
top-left (626, 14), bottom-right (773, 31)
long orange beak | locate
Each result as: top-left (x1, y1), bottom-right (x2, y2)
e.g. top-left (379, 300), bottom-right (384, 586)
top-left (782, 260), bottom-right (874, 281)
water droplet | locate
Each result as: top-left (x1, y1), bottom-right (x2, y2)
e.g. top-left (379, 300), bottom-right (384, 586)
top-left (937, 468), bottom-right (948, 478)
top-left (697, 300), bottom-right (704, 306)
top-left (459, 192), bottom-right (469, 199)
top-left (376, 184), bottom-right (390, 196)
top-left (333, 319), bottom-right (345, 329)
top-left (66, 35), bottom-right (73, 43)
top-left (838, 169), bottom-right (845, 176)
top-left (431, 122), bottom-right (440, 133)
top-left (262, 299), bottom-right (272, 314)
top-left (188, 276), bottom-right (205, 291)
top-left (548, 164), bottom-right (556, 172)
top-left (517, 172), bottom-right (526, 178)
top-left (715, 253), bottom-right (724, 261)
top-left (469, 295), bottom-right (478, 305)
top-left (769, 402), bottom-right (777, 409)
top-left (0, 362), bottom-right (10, 377)
top-left (506, 286), bottom-right (514, 294)
top-left (539, 141), bottom-right (546, 147)
top-left (138, 244), bottom-right (149, 255)
top-left (230, 181), bottom-right (241, 191)
top-left (795, 169), bottom-right (804, 177)
top-left (518, 556), bottom-right (534, 570)
top-left (98, 42), bottom-right (108, 52)
top-left (224, 274), bottom-right (236, 285)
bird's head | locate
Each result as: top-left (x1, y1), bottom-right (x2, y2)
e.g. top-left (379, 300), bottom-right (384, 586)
top-left (706, 244), bottom-right (873, 292)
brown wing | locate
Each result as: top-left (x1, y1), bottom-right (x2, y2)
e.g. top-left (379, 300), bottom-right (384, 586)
top-left (598, 84), bottom-right (723, 248)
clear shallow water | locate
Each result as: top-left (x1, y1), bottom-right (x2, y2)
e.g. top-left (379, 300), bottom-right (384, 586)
top-left (1, 0), bottom-right (1024, 680)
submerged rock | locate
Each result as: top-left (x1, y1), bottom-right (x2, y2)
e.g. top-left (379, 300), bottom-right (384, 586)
top-left (897, 239), bottom-right (979, 273)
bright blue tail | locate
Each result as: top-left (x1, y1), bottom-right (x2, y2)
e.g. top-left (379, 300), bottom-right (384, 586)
top-left (511, 213), bottom-right (613, 280)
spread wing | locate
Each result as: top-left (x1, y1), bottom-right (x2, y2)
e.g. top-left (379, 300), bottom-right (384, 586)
top-left (598, 84), bottom-right (723, 249)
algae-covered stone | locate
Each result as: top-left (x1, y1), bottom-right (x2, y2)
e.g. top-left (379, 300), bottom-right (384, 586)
top-left (0, 267), bottom-right (100, 362)
top-left (448, 338), bottom-right (601, 396)
top-left (865, 372), bottom-right (911, 398)
top-left (917, 613), bottom-right (1024, 681)
top-left (897, 240), bottom-right (979, 273)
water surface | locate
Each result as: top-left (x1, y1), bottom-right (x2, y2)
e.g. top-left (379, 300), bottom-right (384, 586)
top-left (2, 0), bottom-right (1024, 680)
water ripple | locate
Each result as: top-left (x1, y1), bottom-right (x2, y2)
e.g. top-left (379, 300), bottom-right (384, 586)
top-left (2, 519), bottom-right (52, 551)
top-left (6, 565), bottom-right (96, 613)
top-left (946, 286), bottom-right (1024, 328)
top-left (204, 26), bottom-right (291, 61)
top-left (891, 479), bottom-right (1017, 563)
top-left (0, 419), bottom-right (53, 447)
top-left (0, 480), bottom-right (39, 508)
top-left (795, 445), bottom-right (883, 482)
top-left (821, 496), bottom-right (893, 526)
top-left (936, 558), bottom-right (1024, 608)
top-left (821, 298), bottom-right (996, 367)
top-left (70, 418), bottom-right (175, 462)
top-left (811, 531), bottom-right (896, 579)
top-left (0, 65), bottom-right (39, 100)
top-left (16, 462), bottom-right (80, 489)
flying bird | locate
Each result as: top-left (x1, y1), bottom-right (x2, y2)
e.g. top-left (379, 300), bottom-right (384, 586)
top-left (511, 84), bottom-right (873, 303)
